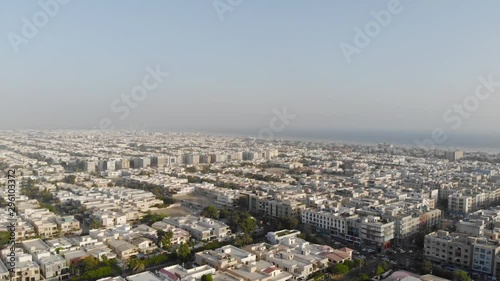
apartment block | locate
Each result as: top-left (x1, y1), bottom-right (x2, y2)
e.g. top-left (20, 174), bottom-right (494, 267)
top-left (445, 150), bottom-right (464, 161)
top-left (449, 194), bottom-right (473, 216)
top-left (424, 230), bottom-right (474, 268)
top-left (183, 154), bottom-right (200, 165)
top-left (472, 238), bottom-right (500, 275)
top-left (249, 195), bottom-right (305, 219)
top-left (301, 209), bottom-right (353, 239)
top-left (358, 216), bottom-right (394, 248)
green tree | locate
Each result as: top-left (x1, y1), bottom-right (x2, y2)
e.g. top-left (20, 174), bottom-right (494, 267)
top-left (177, 242), bottom-right (191, 262)
top-left (219, 208), bottom-right (230, 219)
top-left (141, 211), bottom-right (166, 224)
top-left (157, 230), bottom-right (166, 246)
top-left (40, 203), bottom-right (57, 213)
top-left (279, 217), bottom-right (299, 229)
top-left (89, 218), bottom-right (103, 229)
top-left (234, 233), bottom-right (253, 247)
top-left (380, 261), bottom-right (390, 272)
top-left (201, 274), bottom-right (214, 281)
top-left (132, 261), bottom-right (145, 273)
top-left (332, 263), bottom-right (350, 276)
top-left (375, 265), bottom-right (385, 276)
top-left (240, 216), bottom-right (256, 234)
top-left (344, 260), bottom-right (356, 269)
top-left (101, 255), bottom-right (110, 266)
top-left (422, 260), bottom-right (432, 274)
top-left (353, 258), bottom-right (365, 268)
top-left (161, 231), bottom-right (174, 250)
top-left (201, 206), bottom-right (219, 219)
top-left (80, 256), bottom-right (100, 271)
top-left (0, 197), bottom-right (7, 208)
top-left (454, 270), bottom-right (471, 281)
top-left (64, 175), bottom-right (77, 184)
top-left (0, 232), bottom-right (11, 248)
top-left (356, 273), bottom-right (370, 281)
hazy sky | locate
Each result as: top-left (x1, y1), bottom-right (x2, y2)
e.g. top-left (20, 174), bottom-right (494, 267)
top-left (1, 0), bottom-right (499, 133)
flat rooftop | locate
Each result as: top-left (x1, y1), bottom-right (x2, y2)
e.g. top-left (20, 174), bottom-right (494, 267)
top-left (97, 277), bottom-right (127, 281)
top-left (126, 271), bottom-right (162, 281)
top-left (22, 238), bottom-right (50, 252)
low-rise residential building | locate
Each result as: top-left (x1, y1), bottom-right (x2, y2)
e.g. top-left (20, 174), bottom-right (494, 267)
top-left (130, 237), bottom-right (157, 254)
top-left (195, 245), bottom-right (256, 270)
top-left (52, 216), bottom-right (81, 236)
top-left (33, 252), bottom-right (69, 281)
top-left (3, 250), bottom-right (41, 281)
top-left (226, 260), bottom-right (293, 281)
top-left (107, 239), bottom-right (139, 260)
top-left (157, 264), bottom-right (216, 281)
top-left (163, 216), bottom-right (231, 242)
top-left (126, 271), bottom-right (163, 281)
top-left (266, 230), bottom-right (301, 245)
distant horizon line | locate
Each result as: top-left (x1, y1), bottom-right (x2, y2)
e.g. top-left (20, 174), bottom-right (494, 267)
top-left (2, 127), bottom-right (500, 135)
top-left (2, 127), bottom-right (500, 154)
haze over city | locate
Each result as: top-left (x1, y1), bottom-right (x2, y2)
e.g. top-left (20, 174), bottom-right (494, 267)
top-left (1, 1), bottom-right (500, 143)
top-left (3, 2), bottom-right (500, 281)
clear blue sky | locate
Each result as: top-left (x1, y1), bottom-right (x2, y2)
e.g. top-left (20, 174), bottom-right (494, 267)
top-left (1, 0), bottom-right (499, 133)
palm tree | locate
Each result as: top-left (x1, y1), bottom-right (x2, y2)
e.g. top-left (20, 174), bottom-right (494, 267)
top-left (133, 261), bottom-right (145, 273)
